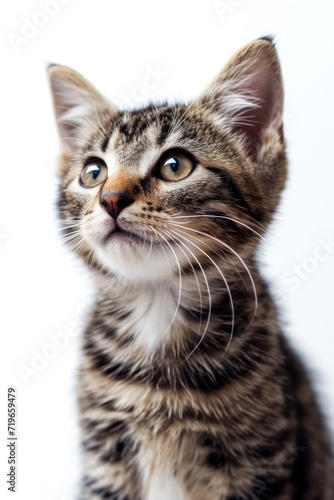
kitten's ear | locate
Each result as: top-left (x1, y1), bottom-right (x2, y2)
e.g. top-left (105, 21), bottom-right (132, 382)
top-left (48, 65), bottom-right (117, 154)
top-left (192, 38), bottom-right (284, 162)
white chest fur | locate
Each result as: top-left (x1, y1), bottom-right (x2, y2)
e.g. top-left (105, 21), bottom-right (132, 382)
top-left (137, 424), bottom-right (187, 500)
top-left (146, 471), bottom-right (185, 500)
top-left (120, 284), bottom-right (182, 353)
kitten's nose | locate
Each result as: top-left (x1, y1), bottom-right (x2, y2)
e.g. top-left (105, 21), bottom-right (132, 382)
top-left (100, 191), bottom-right (134, 219)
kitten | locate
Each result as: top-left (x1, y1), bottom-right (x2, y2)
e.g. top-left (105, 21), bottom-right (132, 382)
top-left (48, 38), bottom-right (334, 499)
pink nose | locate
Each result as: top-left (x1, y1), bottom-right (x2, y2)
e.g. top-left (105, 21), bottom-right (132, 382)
top-left (100, 192), bottom-right (133, 219)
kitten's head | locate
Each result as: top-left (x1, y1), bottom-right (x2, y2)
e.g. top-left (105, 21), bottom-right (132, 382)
top-left (49, 38), bottom-right (286, 284)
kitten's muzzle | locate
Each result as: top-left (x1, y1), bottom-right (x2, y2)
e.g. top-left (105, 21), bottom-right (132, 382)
top-left (100, 191), bottom-right (134, 220)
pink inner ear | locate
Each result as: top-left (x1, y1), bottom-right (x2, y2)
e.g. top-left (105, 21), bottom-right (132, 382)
top-left (234, 69), bottom-right (277, 161)
top-left (196, 40), bottom-right (284, 163)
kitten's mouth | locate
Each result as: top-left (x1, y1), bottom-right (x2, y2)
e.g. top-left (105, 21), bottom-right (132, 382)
top-left (104, 225), bottom-right (144, 245)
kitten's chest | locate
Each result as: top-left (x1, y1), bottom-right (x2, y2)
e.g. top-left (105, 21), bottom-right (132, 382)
top-left (145, 471), bottom-right (185, 500)
top-left (118, 284), bottom-right (184, 352)
top-left (137, 429), bottom-right (187, 500)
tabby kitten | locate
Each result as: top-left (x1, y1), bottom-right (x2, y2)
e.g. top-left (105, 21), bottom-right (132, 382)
top-left (48, 38), bottom-right (334, 499)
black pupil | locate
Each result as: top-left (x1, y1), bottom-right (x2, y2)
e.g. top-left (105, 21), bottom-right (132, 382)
top-left (91, 165), bottom-right (100, 180)
top-left (168, 158), bottom-right (179, 173)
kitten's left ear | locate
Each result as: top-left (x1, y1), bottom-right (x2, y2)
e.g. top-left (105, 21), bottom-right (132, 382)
top-left (192, 38), bottom-right (284, 162)
top-left (48, 64), bottom-right (117, 154)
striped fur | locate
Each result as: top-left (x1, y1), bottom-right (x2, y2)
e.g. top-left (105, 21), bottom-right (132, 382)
top-left (48, 38), bottom-right (334, 499)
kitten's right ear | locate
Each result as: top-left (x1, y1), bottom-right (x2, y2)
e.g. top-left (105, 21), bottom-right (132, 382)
top-left (190, 38), bottom-right (284, 163)
top-left (47, 64), bottom-right (117, 154)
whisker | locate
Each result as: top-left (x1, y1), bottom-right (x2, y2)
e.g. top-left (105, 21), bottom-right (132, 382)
top-left (171, 214), bottom-right (267, 242)
top-left (150, 227), bottom-right (173, 281)
top-left (161, 229), bottom-right (213, 361)
top-left (149, 228), bottom-right (183, 342)
top-left (169, 227), bottom-right (235, 360)
top-left (161, 228), bottom-right (205, 344)
top-left (143, 233), bottom-right (154, 263)
top-left (169, 223), bottom-right (258, 329)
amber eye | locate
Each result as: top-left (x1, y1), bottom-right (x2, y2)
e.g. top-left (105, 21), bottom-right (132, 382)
top-left (156, 151), bottom-right (195, 182)
top-left (80, 159), bottom-right (108, 188)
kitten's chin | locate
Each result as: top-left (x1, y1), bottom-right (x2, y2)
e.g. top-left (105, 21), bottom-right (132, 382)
top-left (93, 238), bottom-right (181, 283)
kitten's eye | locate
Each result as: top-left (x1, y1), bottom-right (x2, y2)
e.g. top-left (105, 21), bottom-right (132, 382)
top-left (80, 159), bottom-right (108, 188)
top-left (156, 152), bottom-right (195, 182)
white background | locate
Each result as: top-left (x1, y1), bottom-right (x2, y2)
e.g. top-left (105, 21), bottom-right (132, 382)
top-left (1, 1), bottom-right (334, 499)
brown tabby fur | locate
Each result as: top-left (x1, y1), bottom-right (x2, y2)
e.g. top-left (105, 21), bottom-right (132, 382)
top-left (48, 38), bottom-right (334, 499)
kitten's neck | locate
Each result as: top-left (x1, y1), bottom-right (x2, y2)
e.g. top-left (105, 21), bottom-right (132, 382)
top-left (90, 262), bottom-right (272, 359)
